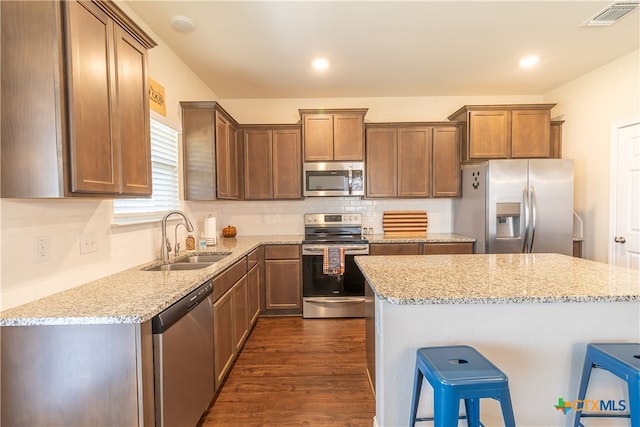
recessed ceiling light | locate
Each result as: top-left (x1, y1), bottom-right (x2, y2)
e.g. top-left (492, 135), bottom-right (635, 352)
top-left (519, 55), bottom-right (540, 68)
top-left (170, 15), bottom-right (196, 33)
top-left (312, 58), bottom-right (330, 71)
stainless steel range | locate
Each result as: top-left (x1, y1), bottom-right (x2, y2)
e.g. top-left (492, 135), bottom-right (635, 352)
top-left (302, 213), bottom-right (369, 318)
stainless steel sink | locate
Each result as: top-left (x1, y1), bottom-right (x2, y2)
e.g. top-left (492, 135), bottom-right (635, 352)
top-left (145, 262), bottom-right (213, 272)
top-left (177, 254), bottom-right (230, 263)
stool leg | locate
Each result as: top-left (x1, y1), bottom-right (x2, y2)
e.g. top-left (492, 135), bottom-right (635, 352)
top-left (410, 365), bottom-right (424, 427)
top-left (464, 398), bottom-right (480, 427)
top-left (574, 352), bottom-right (594, 427)
top-left (434, 389), bottom-right (461, 427)
top-left (498, 387), bottom-right (516, 427)
top-left (629, 377), bottom-right (639, 427)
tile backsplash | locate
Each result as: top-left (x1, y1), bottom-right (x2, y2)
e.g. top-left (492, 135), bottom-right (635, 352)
top-left (0, 197), bottom-right (451, 310)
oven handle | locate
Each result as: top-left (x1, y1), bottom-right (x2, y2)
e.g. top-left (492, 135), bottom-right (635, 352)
top-left (303, 246), bottom-right (369, 253)
top-left (304, 298), bottom-right (366, 304)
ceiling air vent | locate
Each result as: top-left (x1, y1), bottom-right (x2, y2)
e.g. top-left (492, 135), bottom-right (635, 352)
top-left (582, 1), bottom-right (639, 26)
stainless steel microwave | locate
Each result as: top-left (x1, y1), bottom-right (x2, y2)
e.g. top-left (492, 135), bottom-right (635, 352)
top-left (303, 162), bottom-right (365, 197)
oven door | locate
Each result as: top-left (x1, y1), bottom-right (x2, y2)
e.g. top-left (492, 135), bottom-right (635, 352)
top-left (302, 245), bottom-right (368, 318)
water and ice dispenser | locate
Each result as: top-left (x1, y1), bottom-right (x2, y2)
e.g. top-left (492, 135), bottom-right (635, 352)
top-left (496, 203), bottom-right (521, 239)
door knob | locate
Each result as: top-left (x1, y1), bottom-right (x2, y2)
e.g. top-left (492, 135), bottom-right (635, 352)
top-left (614, 236), bottom-right (626, 244)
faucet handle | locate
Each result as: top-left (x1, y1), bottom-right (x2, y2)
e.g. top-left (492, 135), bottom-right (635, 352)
top-left (175, 242), bottom-right (181, 256)
top-left (166, 238), bottom-right (172, 254)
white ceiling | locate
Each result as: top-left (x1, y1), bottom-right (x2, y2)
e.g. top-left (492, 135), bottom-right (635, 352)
top-left (125, 1), bottom-right (640, 99)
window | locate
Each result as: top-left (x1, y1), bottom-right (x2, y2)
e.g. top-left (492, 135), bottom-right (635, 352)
top-left (113, 119), bottom-right (180, 224)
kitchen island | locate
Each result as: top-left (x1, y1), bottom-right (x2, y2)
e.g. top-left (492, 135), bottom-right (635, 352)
top-left (356, 253), bottom-right (639, 427)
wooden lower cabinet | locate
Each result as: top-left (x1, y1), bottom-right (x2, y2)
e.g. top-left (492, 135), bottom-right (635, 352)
top-left (263, 245), bottom-right (302, 315)
top-left (247, 254), bottom-right (262, 326)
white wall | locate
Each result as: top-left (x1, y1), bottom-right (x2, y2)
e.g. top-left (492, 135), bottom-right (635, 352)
top-left (544, 50), bottom-right (640, 262)
top-left (1, 1), bottom-right (637, 310)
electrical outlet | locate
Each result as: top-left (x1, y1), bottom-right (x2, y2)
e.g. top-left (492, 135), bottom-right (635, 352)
top-left (259, 215), bottom-right (266, 224)
top-left (80, 232), bottom-right (97, 254)
top-left (33, 236), bottom-right (51, 263)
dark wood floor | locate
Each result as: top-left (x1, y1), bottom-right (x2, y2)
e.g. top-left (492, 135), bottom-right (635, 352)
top-left (199, 317), bottom-right (375, 426)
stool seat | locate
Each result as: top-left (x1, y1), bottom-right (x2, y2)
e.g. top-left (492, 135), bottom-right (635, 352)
top-left (574, 343), bottom-right (640, 427)
top-left (410, 345), bottom-right (516, 427)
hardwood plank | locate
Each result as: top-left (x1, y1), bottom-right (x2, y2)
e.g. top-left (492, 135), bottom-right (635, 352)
top-left (199, 317), bottom-right (375, 426)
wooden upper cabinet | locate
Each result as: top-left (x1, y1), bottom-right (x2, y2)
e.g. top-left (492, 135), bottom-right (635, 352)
top-left (448, 104), bottom-right (555, 162)
top-left (300, 109), bottom-right (367, 161)
top-left (67, 0), bottom-right (154, 195)
top-left (432, 126), bottom-right (461, 197)
top-left (243, 125), bottom-right (302, 200)
top-left (181, 102), bottom-right (241, 201)
top-left (1, 0), bottom-right (155, 198)
top-left (366, 123), bottom-right (460, 198)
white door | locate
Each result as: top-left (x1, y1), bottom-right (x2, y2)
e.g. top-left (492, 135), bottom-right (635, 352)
top-left (610, 121), bottom-right (640, 269)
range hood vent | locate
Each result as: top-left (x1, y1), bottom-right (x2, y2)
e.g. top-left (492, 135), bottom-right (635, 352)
top-left (582, 1), bottom-right (639, 26)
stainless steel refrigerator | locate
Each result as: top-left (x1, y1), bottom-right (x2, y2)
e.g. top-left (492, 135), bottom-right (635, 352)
top-left (454, 159), bottom-right (574, 255)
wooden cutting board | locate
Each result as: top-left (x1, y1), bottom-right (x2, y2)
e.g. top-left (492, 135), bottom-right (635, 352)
top-left (383, 210), bottom-right (428, 235)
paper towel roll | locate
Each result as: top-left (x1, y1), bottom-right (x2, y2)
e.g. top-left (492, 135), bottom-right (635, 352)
top-left (204, 216), bottom-right (217, 246)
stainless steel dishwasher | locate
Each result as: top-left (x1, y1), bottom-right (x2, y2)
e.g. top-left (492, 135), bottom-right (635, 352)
top-left (152, 280), bottom-right (214, 427)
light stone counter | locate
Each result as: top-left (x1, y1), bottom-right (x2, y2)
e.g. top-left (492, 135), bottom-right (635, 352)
top-left (357, 253), bottom-right (640, 427)
top-left (0, 235), bottom-right (302, 326)
top-left (366, 232), bottom-right (475, 244)
top-left (356, 253), bottom-right (640, 304)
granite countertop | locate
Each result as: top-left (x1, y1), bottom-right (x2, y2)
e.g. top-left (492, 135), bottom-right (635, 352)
top-left (0, 235), bottom-right (301, 327)
top-left (367, 233), bottom-right (475, 243)
top-left (356, 253), bottom-right (640, 305)
top-left (1, 233), bottom-right (474, 327)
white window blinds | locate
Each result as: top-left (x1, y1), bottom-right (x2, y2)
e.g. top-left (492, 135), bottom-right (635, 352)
top-left (113, 119), bottom-right (180, 223)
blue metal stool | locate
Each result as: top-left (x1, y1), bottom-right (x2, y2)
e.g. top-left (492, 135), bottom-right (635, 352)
top-left (409, 345), bottom-right (516, 427)
top-left (574, 343), bottom-right (640, 427)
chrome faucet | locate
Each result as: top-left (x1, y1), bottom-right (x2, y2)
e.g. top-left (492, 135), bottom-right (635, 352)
top-left (161, 210), bottom-right (194, 263)
top-left (174, 222), bottom-right (187, 258)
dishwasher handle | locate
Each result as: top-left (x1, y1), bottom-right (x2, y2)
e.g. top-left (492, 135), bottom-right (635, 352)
top-left (152, 280), bottom-right (213, 334)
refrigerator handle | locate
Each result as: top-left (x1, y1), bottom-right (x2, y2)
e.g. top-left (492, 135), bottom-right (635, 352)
top-left (530, 186), bottom-right (538, 253)
top-left (522, 186), bottom-right (530, 253)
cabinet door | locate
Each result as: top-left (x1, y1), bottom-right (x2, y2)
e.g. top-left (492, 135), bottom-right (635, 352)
top-left (366, 128), bottom-right (398, 197)
top-left (334, 114), bottom-right (364, 161)
top-left (67, 0), bottom-right (120, 194)
top-left (511, 109), bottom-right (551, 158)
top-left (227, 125), bottom-right (241, 199)
top-left (264, 259), bottom-right (301, 310)
top-left (432, 126), bottom-right (460, 197)
top-left (244, 129), bottom-right (273, 199)
top-left (213, 290), bottom-right (234, 391)
top-left (232, 276), bottom-right (249, 352)
top-left (182, 107), bottom-right (216, 200)
top-left (247, 263), bottom-right (261, 326)
top-left (272, 128), bottom-right (301, 199)
top-left (216, 113), bottom-right (231, 199)
top-left (303, 114), bottom-right (333, 161)
top-left (550, 121), bottom-right (563, 159)
top-left (116, 25), bottom-right (152, 196)
top-left (398, 127), bottom-right (431, 197)
top-left (468, 110), bottom-right (509, 159)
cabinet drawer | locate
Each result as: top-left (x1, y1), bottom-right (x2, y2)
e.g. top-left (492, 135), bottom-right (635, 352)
top-left (264, 244), bottom-right (300, 260)
top-left (247, 248), bottom-right (260, 268)
top-left (423, 242), bottom-right (474, 255)
top-left (213, 258), bottom-right (247, 301)
top-left (370, 243), bottom-right (421, 255)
